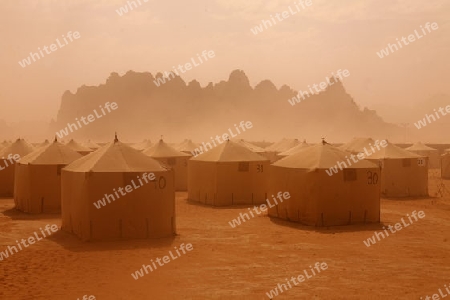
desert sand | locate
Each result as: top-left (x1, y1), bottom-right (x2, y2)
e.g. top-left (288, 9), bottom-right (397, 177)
top-left (0, 170), bottom-right (449, 300)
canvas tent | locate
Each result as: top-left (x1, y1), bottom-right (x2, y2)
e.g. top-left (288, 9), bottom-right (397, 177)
top-left (175, 139), bottom-right (200, 155)
top-left (61, 136), bottom-right (175, 241)
top-left (188, 140), bottom-right (270, 206)
top-left (38, 139), bottom-right (50, 148)
top-left (269, 142), bottom-right (380, 226)
top-left (143, 139), bottom-right (190, 191)
top-left (405, 142), bottom-right (439, 169)
top-left (264, 138), bottom-right (300, 162)
top-left (234, 139), bottom-right (266, 154)
top-left (66, 139), bottom-right (94, 156)
top-left (132, 139), bottom-right (152, 151)
top-left (338, 137), bottom-right (376, 153)
top-left (278, 140), bottom-right (310, 158)
top-left (0, 139), bottom-right (35, 196)
top-left (14, 140), bottom-right (82, 213)
top-left (365, 142), bottom-right (428, 197)
top-left (83, 140), bottom-right (100, 150)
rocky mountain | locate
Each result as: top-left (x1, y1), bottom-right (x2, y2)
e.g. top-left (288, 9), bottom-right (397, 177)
top-left (50, 69), bottom-right (405, 143)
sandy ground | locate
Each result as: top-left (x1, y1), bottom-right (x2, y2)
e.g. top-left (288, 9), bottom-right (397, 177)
top-left (1, 171), bottom-right (450, 300)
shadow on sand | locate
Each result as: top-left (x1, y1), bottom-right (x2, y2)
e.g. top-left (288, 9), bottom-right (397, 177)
top-left (45, 230), bottom-right (178, 252)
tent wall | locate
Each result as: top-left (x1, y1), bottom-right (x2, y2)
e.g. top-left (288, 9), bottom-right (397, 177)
top-left (368, 158), bottom-right (428, 197)
top-left (316, 169), bottom-right (380, 226)
top-left (0, 160), bottom-right (17, 197)
top-left (408, 150), bottom-right (439, 169)
top-left (188, 160), bottom-right (269, 206)
top-left (15, 164), bottom-right (63, 213)
top-left (153, 156), bottom-right (188, 191)
top-left (441, 154), bottom-right (450, 179)
top-left (215, 161), bottom-right (269, 206)
top-left (14, 163), bottom-right (31, 210)
top-left (187, 161), bottom-right (217, 205)
top-left (268, 167), bottom-right (380, 226)
top-left (62, 170), bottom-right (175, 241)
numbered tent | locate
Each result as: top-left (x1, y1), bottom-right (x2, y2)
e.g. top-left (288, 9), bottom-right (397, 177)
top-left (143, 139), bottom-right (191, 191)
top-left (14, 139), bottom-right (83, 213)
top-left (0, 138), bottom-right (35, 197)
top-left (365, 141), bottom-right (428, 197)
top-left (61, 135), bottom-right (175, 241)
top-left (269, 142), bottom-right (381, 226)
top-left (405, 142), bottom-right (439, 169)
top-left (188, 140), bottom-right (270, 206)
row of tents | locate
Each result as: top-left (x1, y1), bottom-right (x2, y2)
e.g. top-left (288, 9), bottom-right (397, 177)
top-left (0, 136), bottom-right (444, 240)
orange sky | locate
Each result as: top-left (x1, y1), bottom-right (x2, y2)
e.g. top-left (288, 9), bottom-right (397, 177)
top-left (0, 0), bottom-right (449, 123)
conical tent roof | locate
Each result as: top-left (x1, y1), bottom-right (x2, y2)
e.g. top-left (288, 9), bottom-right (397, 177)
top-left (143, 139), bottom-right (190, 157)
top-left (365, 141), bottom-right (422, 159)
top-left (274, 143), bottom-right (378, 170)
top-left (64, 139), bottom-right (167, 173)
top-left (265, 138), bottom-right (300, 152)
top-left (20, 140), bottom-right (82, 165)
top-left (175, 139), bottom-right (200, 152)
top-left (191, 140), bottom-right (268, 162)
top-left (66, 139), bottom-right (93, 153)
top-left (83, 140), bottom-right (100, 150)
top-left (339, 137), bottom-right (376, 153)
top-left (38, 139), bottom-right (50, 148)
top-left (234, 139), bottom-right (266, 153)
top-left (0, 138), bottom-right (35, 158)
top-left (405, 142), bottom-right (437, 152)
top-left (279, 140), bottom-right (310, 156)
top-left (1, 140), bottom-right (11, 147)
top-left (132, 139), bottom-right (152, 151)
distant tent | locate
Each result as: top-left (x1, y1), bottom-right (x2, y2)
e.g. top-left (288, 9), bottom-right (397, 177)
top-left (83, 140), bottom-right (100, 150)
top-left (278, 140), bottom-right (310, 157)
top-left (338, 137), bottom-right (376, 153)
top-left (132, 139), bottom-right (152, 151)
top-left (405, 142), bottom-right (439, 169)
top-left (66, 139), bottom-right (94, 156)
top-left (365, 141), bottom-right (428, 197)
top-left (0, 139), bottom-right (35, 197)
top-left (234, 139), bottom-right (266, 154)
top-left (14, 140), bottom-right (82, 213)
top-left (441, 153), bottom-right (450, 179)
top-left (61, 136), bottom-right (175, 241)
top-left (264, 138), bottom-right (300, 162)
top-left (269, 143), bottom-right (380, 226)
top-left (188, 140), bottom-right (270, 206)
top-left (175, 139), bottom-right (201, 155)
top-left (38, 139), bottom-right (50, 148)
top-left (1, 140), bottom-right (11, 148)
top-left (143, 139), bottom-right (190, 191)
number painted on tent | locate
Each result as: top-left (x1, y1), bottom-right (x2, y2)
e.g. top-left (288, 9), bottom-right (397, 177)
top-left (257, 164), bottom-right (264, 173)
top-left (158, 176), bottom-right (166, 189)
top-left (367, 171), bottom-right (378, 184)
top-left (152, 176), bottom-right (166, 189)
top-left (417, 158), bottom-right (426, 166)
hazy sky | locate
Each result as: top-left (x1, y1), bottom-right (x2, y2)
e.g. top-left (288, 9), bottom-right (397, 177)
top-left (0, 0), bottom-right (449, 123)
